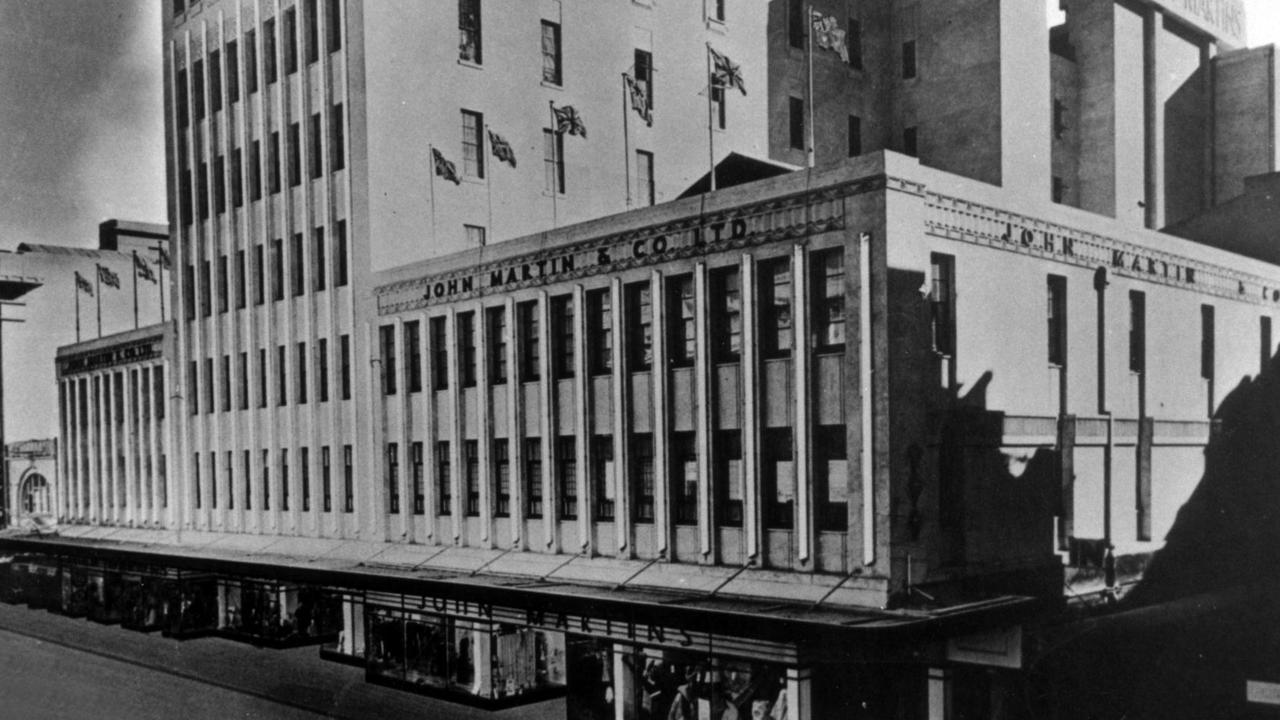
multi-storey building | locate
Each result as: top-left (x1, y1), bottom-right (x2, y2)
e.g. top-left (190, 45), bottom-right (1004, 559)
top-left (7, 1), bottom-right (1280, 718)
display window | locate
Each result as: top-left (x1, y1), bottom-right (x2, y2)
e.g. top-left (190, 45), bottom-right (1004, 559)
top-left (218, 579), bottom-right (340, 647)
top-left (161, 576), bottom-right (219, 638)
top-left (634, 650), bottom-right (785, 720)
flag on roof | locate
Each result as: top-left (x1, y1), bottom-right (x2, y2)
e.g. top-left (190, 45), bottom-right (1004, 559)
top-left (75, 272), bottom-right (93, 296)
top-left (811, 12), bottom-right (850, 63)
top-left (624, 74), bottom-right (652, 126)
top-left (134, 253), bottom-right (157, 284)
top-left (97, 263), bottom-right (120, 289)
top-left (553, 104), bottom-right (587, 138)
top-left (709, 46), bottom-right (746, 96)
top-left (488, 130), bottom-right (517, 168)
top-left (156, 246), bottom-right (171, 269)
top-left (432, 147), bottom-right (462, 185)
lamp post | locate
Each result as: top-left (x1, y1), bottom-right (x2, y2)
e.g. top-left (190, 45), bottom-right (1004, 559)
top-left (0, 276), bottom-right (42, 528)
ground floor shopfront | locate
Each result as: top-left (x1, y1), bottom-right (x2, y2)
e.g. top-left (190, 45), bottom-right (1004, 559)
top-left (0, 531), bottom-right (1036, 719)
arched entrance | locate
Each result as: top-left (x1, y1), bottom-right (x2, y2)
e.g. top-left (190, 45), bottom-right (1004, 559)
top-left (20, 473), bottom-right (50, 516)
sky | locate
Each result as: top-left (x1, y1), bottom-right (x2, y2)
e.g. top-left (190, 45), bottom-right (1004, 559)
top-left (0, 1), bottom-right (1273, 253)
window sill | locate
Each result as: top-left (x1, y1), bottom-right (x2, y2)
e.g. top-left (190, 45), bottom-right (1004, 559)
top-left (457, 58), bottom-right (483, 71)
top-left (706, 18), bottom-right (727, 33)
top-left (540, 80), bottom-right (563, 91)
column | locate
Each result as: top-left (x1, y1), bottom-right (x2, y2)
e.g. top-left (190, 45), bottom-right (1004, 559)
top-left (447, 308), bottom-right (465, 541)
top-left (784, 667), bottom-right (813, 720)
top-left (504, 298), bottom-right (522, 549)
top-left (740, 254), bottom-right (761, 562)
top-left (609, 278), bottom-right (630, 556)
top-left (649, 270), bottom-right (669, 557)
top-left (421, 310), bottom-right (438, 544)
top-left (536, 296), bottom-right (555, 552)
top-left (65, 379), bottom-right (78, 522)
top-left (928, 667), bottom-right (952, 720)
top-left (613, 646), bottom-right (637, 720)
top-left (475, 308), bottom-right (492, 548)
top-left (693, 262), bottom-right (714, 560)
top-left (107, 371), bottom-right (120, 524)
top-left (89, 374), bottom-right (101, 524)
top-left (393, 316), bottom-right (410, 540)
top-left (572, 286), bottom-right (591, 553)
top-left (792, 245), bottom-right (813, 565)
top-left (1142, 5), bottom-right (1163, 229)
top-left (148, 366), bottom-right (161, 525)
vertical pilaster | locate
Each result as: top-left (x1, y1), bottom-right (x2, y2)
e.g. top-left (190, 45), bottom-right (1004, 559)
top-left (65, 380), bottom-right (77, 522)
top-left (740, 254), bottom-right (760, 562)
top-left (693, 262), bottom-right (714, 560)
top-left (612, 647), bottom-right (637, 720)
top-left (505, 298), bottom-right (522, 549)
top-left (124, 368), bottom-right (137, 525)
top-left (792, 244), bottom-right (813, 565)
top-left (785, 667), bottom-right (813, 720)
top-left (89, 374), bottom-right (102, 524)
top-left (572, 286), bottom-right (591, 553)
top-left (393, 316), bottom-right (410, 541)
top-left (148, 366), bottom-right (162, 525)
top-left (610, 278), bottom-right (630, 556)
top-left (421, 310), bottom-right (437, 544)
top-left (447, 308), bottom-right (464, 541)
top-left (537, 293), bottom-right (556, 552)
top-left (928, 668), bottom-right (952, 720)
top-left (476, 306), bottom-right (492, 548)
top-left (1143, 6), bottom-right (1163, 229)
top-left (650, 270), bottom-right (669, 557)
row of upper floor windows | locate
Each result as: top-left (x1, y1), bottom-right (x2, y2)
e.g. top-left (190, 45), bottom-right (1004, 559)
top-left (377, 248), bottom-right (845, 395)
top-left (64, 367), bottom-right (167, 426)
top-left (192, 445), bottom-right (355, 514)
top-left (186, 334), bottom-right (353, 417)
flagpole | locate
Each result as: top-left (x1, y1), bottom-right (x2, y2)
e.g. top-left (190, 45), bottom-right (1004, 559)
top-left (95, 266), bottom-right (102, 339)
top-left (622, 75), bottom-right (633, 209)
top-left (74, 275), bottom-right (81, 343)
top-left (132, 251), bottom-right (139, 330)
top-left (806, 4), bottom-right (816, 169)
top-left (548, 101), bottom-right (559, 228)
top-left (706, 44), bottom-right (716, 192)
top-left (428, 143), bottom-right (438, 243)
top-left (157, 247), bottom-right (166, 323)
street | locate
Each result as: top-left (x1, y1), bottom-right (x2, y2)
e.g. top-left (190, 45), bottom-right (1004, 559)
top-left (0, 602), bottom-right (563, 720)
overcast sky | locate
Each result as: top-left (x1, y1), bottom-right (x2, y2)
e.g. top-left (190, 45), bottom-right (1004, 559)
top-left (0, 1), bottom-right (1274, 252)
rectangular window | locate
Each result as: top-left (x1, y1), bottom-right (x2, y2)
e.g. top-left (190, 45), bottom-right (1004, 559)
top-left (518, 301), bottom-right (540, 381)
top-left (1129, 291), bottom-right (1146, 374)
top-left (634, 49), bottom-right (653, 111)
top-left (330, 103), bottom-right (345, 171)
top-left (715, 431), bottom-right (743, 526)
top-left (343, 445), bottom-right (353, 512)
top-left (672, 433), bottom-right (698, 525)
top-left (1047, 275), bottom-right (1067, 366)
top-left (816, 426), bottom-right (848, 530)
top-left (301, 446), bottom-right (310, 512)
top-left (627, 282), bottom-right (653, 370)
top-left (459, 0), bottom-right (482, 63)
top-left (288, 122), bottom-right (301, 187)
top-left (200, 258), bottom-right (212, 317)
top-left (464, 440), bottom-right (480, 516)
top-left (284, 6), bottom-right (298, 75)
top-left (258, 348), bottom-right (267, 408)
top-left (788, 0), bottom-right (805, 47)
top-left (636, 150), bottom-right (655, 207)
top-left (296, 341), bottom-right (308, 404)
top-left (197, 161), bottom-right (209, 220)
top-left (154, 366), bottom-right (165, 421)
top-left (902, 39), bottom-right (917, 79)
top-left (253, 243), bottom-right (265, 305)
top-left (551, 295), bottom-right (574, 379)
top-left (291, 232), bottom-right (304, 296)
top-left (209, 50), bottom-right (222, 113)
top-left (543, 129), bottom-right (565, 194)
top-left (243, 450), bottom-right (252, 510)
top-left (217, 253), bottom-right (229, 313)
top-left (326, 0), bottom-right (342, 53)
top-left (387, 443), bottom-right (400, 514)
top-left (318, 338), bottom-right (329, 402)
top-left (203, 357), bottom-right (214, 414)
top-left (848, 115), bottom-right (862, 157)
top-left (322, 446), bottom-right (331, 512)
top-left (760, 259), bottom-right (792, 359)
top-left (335, 220), bottom-right (349, 286)
top-left (494, 440), bottom-right (510, 517)
top-left (763, 428), bottom-right (794, 529)
top-left (269, 131), bottom-right (281, 193)
top-left (304, 0), bottom-right (319, 64)
top-left (711, 267), bottom-right (742, 362)
top-left (226, 40), bottom-right (239, 103)
top-left (188, 360), bottom-right (198, 415)
top-left (183, 264), bottom-right (196, 320)
top-left (176, 68), bottom-right (189, 128)
top-left (271, 238), bottom-right (284, 301)
top-left (231, 148), bottom-right (243, 208)
top-left (558, 437), bottom-right (577, 520)
top-left (405, 321), bottom-right (422, 392)
top-left (277, 345), bottom-right (287, 406)
top-left (465, 224), bottom-right (486, 247)
top-left (250, 140), bottom-right (262, 201)
top-left (411, 442), bottom-right (424, 515)
top-left (244, 29), bottom-right (258, 94)
top-left (280, 448), bottom-right (289, 511)
top-left (313, 227), bottom-right (326, 291)
top-left (903, 126), bottom-right (919, 157)
top-left (262, 449), bottom-right (270, 510)
top-left (1201, 304), bottom-right (1215, 381)
top-left (238, 351), bottom-right (249, 410)
top-left (592, 436), bottom-right (614, 520)
top-left (459, 312), bottom-right (477, 387)
top-left (789, 96), bottom-right (804, 150)
top-left (632, 434), bottom-right (654, 522)
top-left (194, 453), bottom-right (202, 509)
top-left (1263, 316), bottom-right (1273, 373)
top-left (309, 112), bottom-right (322, 179)
top-left (1053, 98), bottom-right (1068, 139)
top-left (813, 249), bottom-right (845, 351)
top-left (848, 17), bottom-right (863, 69)
top-left (340, 334), bottom-right (351, 400)
top-left (930, 254), bottom-right (955, 356)
top-left (380, 325), bottom-right (397, 395)
top-left (263, 17), bottom-right (277, 84)
top-left (437, 442), bottom-right (452, 515)
top-left (712, 0), bottom-right (726, 21)
top-left (221, 354), bottom-right (231, 412)
top-left (541, 20), bottom-right (562, 85)
top-left (1052, 176), bottom-right (1066, 204)
top-left (431, 317), bottom-right (449, 390)
top-left (588, 288), bottom-right (612, 374)
top-left (214, 155), bottom-right (226, 214)
top-left (462, 110), bottom-right (484, 179)
top-left (193, 59), bottom-right (205, 121)
top-left (487, 308), bottom-right (507, 384)
top-left (525, 438), bottom-right (543, 518)
top-left (668, 275), bottom-right (695, 367)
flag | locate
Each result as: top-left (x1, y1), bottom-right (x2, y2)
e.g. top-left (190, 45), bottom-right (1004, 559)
top-left (624, 74), bottom-right (653, 126)
top-left (709, 46), bottom-right (746, 96)
top-left (553, 105), bottom-right (587, 138)
top-left (97, 263), bottom-right (121, 289)
top-left (75, 272), bottom-right (93, 296)
top-left (134, 253), bottom-right (157, 284)
top-left (432, 147), bottom-right (461, 185)
top-left (488, 130), bottom-right (517, 168)
top-left (811, 12), bottom-right (850, 63)
top-left (156, 246), bottom-right (171, 269)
